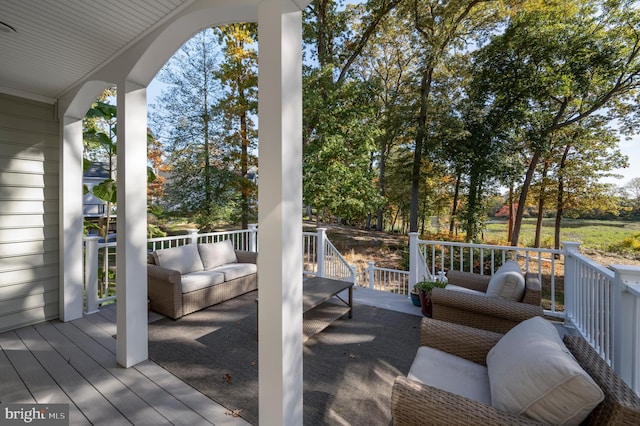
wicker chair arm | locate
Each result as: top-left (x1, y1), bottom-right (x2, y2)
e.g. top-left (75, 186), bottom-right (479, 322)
top-left (564, 335), bottom-right (640, 425)
top-left (235, 250), bottom-right (258, 264)
top-left (432, 288), bottom-right (543, 321)
top-left (420, 317), bottom-right (502, 366)
top-left (445, 270), bottom-right (491, 292)
top-left (391, 376), bottom-right (541, 426)
top-left (147, 264), bottom-right (183, 319)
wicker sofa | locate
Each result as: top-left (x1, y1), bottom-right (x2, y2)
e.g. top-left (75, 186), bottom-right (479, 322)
top-left (147, 240), bottom-right (257, 319)
top-left (431, 263), bottom-right (544, 333)
top-left (391, 317), bottom-right (640, 425)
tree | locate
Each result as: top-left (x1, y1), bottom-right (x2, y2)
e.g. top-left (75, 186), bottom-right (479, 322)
top-left (148, 29), bottom-right (231, 228)
top-left (352, 6), bottom-right (420, 230)
top-left (471, 0), bottom-right (640, 245)
top-left (213, 23), bottom-right (259, 229)
top-left (402, 0), bottom-right (509, 233)
top-left (624, 177), bottom-right (640, 214)
top-left (303, 0), bottom-right (398, 224)
top-left (83, 98), bottom-right (118, 239)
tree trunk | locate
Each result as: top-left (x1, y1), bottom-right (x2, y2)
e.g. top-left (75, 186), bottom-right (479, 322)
top-left (507, 181), bottom-right (514, 242)
top-left (410, 67), bottom-right (433, 233)
top-left (376, 136), bottom-right (388, 231)
top-left (510, 149), bottom-right (541, 246)
top-left (554, 144), bottom-right (571, 250)
top-left (534, 161), bottom-right (549, 248)
top-left (239, 88), bottom-right (249, 229)
top-left (449, 172), bottom-right (461, 236)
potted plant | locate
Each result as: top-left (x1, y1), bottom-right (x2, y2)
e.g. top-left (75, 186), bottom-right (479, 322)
top-left (414, 279), bottom-right (447, 317)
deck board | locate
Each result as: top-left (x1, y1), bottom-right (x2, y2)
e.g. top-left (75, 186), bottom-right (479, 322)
top-left (15, 325), bottom-right (130, 425)
top-left (0, 329), bottom-right (89, 425)
top-left (37, 321), bottom-right (172, 426)
top-left (0, 337), bottom-right (35, 404)
top-left (0, 308), bottom-right (250, 426)
top-left (51, 320), bottom-right (216, 425)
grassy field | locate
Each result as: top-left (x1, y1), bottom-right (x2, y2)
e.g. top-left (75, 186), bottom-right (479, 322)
top-left (483, 218), bottom-right (640, 253)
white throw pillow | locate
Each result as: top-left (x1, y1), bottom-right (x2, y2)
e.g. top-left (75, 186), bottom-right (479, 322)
top-left (487, 317), bottom-right (604, 425)
top-left (153, 243), bottom-right (204, 274)
top-left (486, 260), bottom-right (525, 301)
top-left (198, 240), bottom-right (238, 270)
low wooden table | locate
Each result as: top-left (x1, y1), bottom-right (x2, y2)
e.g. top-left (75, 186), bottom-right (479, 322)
top-left (256, 276), bottom-right (354, 342)
top-left (302, 276), bottom-right (353, 341)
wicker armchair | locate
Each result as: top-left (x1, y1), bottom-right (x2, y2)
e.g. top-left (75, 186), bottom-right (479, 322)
top-left (431, 269), bottom-right (543, 334)
top-left (391, 318), bottom-right (640, 425)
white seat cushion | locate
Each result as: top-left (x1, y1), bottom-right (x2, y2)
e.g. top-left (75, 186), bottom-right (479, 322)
top-left (408, 346), bottom-right (491, 406)
top-left (180, 271), bottom-right (225, 293)
top-left (487, 317), bottom-right (604, 425)
top-left (153, 243), bottom-right (204, 274)
top-left (486, 260), bottom-right (525, 301)
top-left (198, 240), bottom-right (238, 270)
top-left (212, 262), bottom-right (257, 281)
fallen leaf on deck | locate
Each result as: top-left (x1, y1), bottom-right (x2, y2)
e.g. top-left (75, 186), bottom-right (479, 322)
top-left (224, 373), bottom-right (233, 384)
top-left (225, 409), bottom-right (242, 417)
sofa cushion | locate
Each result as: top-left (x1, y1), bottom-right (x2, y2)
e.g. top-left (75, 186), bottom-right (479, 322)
top-left (487, 317), bottom-right (604, 425)
top-left (180, 271), bottom-right (226, 293)
top-left (212, 263), bottom-right (257, 281)
top-left (408, 346), bottom-right (491, 406)
top-left (198, 240), bottom-right (238, 270)
top-left (153, 244), bottom-right (204, 275)
top-left (486, 260), bottom-right (525, 301)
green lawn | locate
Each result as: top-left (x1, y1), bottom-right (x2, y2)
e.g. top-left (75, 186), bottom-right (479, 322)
top-left (484, 218), bottom-right (640, 253)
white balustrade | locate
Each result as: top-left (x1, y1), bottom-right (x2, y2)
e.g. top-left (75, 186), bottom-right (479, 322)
top-left (82, 225), bottom-right (640, 394)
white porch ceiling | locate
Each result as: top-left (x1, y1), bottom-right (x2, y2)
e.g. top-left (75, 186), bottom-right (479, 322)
top-left (0, 0), bottom-right (190, 101)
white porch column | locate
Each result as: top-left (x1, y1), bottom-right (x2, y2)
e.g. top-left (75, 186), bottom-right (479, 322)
top-left (59, 117), bottom-right (85, 321)
top-left (258, 0), bottom-right (304, 424)
top-left (115, 81), bottom-right (148, 368)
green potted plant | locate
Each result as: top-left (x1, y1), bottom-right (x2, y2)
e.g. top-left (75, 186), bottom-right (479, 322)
top-left (415, 279), bottom-right (447, 317)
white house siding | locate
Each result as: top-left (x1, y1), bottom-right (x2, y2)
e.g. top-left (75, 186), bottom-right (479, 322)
top-left (0, 93), bottom-right (59, 332)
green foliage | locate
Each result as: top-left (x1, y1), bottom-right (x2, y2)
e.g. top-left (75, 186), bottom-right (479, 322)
top-left (92, 178), bottom-right (117, 204)
top-left (609, 233), bottom-right (640, 255)
top-left (303, 73), bottom-right (384, 224)
top-left (414, 279), bottom-right (446, 293)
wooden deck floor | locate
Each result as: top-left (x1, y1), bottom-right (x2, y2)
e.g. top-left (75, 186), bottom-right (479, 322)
top-left (0, 306), bottom-right (249, 426)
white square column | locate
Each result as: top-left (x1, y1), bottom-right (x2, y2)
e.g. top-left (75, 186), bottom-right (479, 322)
top-left (59, 117), bottom-right (85, 321)
top-left (116, 81), bottom-right (149, 367)
top-left (258, 0), bottom-right (304, 424)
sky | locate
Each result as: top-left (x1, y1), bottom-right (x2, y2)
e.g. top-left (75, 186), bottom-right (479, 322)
top-left (602, 134), bottom-right (639, 187)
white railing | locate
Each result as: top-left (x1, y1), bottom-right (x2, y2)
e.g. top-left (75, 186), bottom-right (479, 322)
top-left (83, 226), bottom-right (640, 394)
top-left (84, 226), bottom-right (259, 313)
top-left (359, 261), bottom-right (410, 294)
top-left (406, 234), bottom-right (640, 395)
top-left (409, 233), bottom-right (565, 316)
top-left (563, 242), bottom-right (640, 393)
top-left (302, 228), bottom-right (356, 282)
top-left (85, 226), bottom-right (353, 312)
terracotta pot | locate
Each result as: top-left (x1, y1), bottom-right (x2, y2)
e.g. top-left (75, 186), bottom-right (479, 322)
top-left (418, 290), bottom-right (433, 317)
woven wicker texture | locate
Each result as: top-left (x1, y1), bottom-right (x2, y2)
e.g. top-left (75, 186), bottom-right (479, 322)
top-left (432, 270), bottom-right (543, 334)
top-left (564, 335), bottom-right (640, 425)
top-left (147, 249), bottom-right (258, 319)
top-left (392, 319), bottom-right (640, 426)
